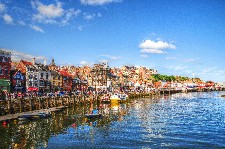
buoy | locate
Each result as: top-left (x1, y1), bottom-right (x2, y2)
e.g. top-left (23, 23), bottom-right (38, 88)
top-left (71, 123), bottom-right (76, 128)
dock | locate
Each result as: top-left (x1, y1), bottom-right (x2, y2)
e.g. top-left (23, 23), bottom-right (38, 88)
top-left (0, 107), bottom-right (63, 122)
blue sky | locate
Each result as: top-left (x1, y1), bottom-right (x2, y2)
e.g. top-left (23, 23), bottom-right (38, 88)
top-left (0, 0), bottom-right (225, 82)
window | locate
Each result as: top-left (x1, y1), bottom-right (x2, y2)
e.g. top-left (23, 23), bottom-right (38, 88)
top-left (34, 81), bottom-right (38, 87)
top-left (29, 74), bottom-right (33, 79)
top-left (58, 75), bottom-right (60, 80)
top-left (4, 67), bottom-right (8, 75)
top-left (0, 66), bottom-right (2, 75)
top-left (29, 81), bottom-right (32, 87)
top-left (46, 73), bottom-right (49, 80)
top-left (40, 80), bottom-right (45, 86)
top-left (0, 56), bottom-right (2, 62)
top-left (41, 73), bottom-right (43, 78)
top-left (5, 57), bottom-right (8, 62)
top-left (16, 80), bottom-right (21, 86)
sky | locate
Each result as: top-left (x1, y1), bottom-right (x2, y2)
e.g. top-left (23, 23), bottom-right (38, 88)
top-left (0, 0), bottom-right (225, 82)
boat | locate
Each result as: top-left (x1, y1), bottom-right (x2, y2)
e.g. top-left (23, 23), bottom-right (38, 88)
top-left (85, 113), bottom-right (103, 119)
top-left (85, 109), bottom-right (102, 119)
top-left (101, 94), bottom-right (110, 103)
top-left (110, 94), bottom-right (121, 103)
top-left (119, 93), bottom-right (128, 102)
top-left (18, 111), bottom-right (51, 120)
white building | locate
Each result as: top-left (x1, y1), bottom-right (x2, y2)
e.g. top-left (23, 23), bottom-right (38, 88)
top-left (26, 58), bottom-right (51, 92)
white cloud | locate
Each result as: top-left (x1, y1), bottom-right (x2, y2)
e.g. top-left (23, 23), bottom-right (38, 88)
top-left (61, 9), bottom-right (81, 25)
top-left (140, 49), bottom-right (164, 54)
top-left (184, 58), bottom-right (202, 65)
top-left (140, 54), bottom-right (148, 58)
top-left (139, 39), bottom-right (176, 54)
top-left (80, 0), bottom-right (122, 6)
top-left (30, 25), bottom-right (44, 33)
top-left (77, 25), bottom-right (83, 31)
top-left (83, 12), bottom-right (101, 20)
top-left (0, 3), bottom-right (6, 13)
top-left (100, 54), bottom-right (120, 60)
top-left (140, 40), bottom-right (176, 50)
top-left (79, 60), bottom-right (94, 66)
top-left (185, 58), bottom-right (197, 62)
top-left (32, 1), bottom-right (80, 25)
top-left (195, 67), bottom-right (225, 82)
top-left (98, 59), bottom-right (108, 64)
top-left (167, 65), bottom-right (187, 71)
top-left (97, 13), bottom-right (102, 17)
top-left (3, 49), bottom-right (46, 62)
top-left (84, 14), bottom-right (94, 20)
top-left (37, 1), bottom-right (63, 18)
top-left (3, 14), bottom-right (13, 24)
top-left (166, 56), bottom-right (177, 60)
top-left (18, 20), bottom-right (26, 26)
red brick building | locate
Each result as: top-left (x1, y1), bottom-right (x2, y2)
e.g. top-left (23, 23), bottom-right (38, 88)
top-left (0, 50), bottom-right (11, 92)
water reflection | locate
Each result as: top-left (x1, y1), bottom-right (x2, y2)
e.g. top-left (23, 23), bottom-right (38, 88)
top-left (1, 92), bottom-right (225, 148)
top-left (0, 100), bottom-right (131, 148)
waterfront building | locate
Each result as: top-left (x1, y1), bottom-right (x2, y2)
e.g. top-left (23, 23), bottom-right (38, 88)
top-left (48, 59), bottom-right (63, 92)
top-left (17, 58), bottom-right (51, 93)
top-left (35, 62), bottom-right (51, 93)
top-left (11, 70), bottom-right (25, 93)
top-left (50, 70), bottom-right (63, 92)
top-left (90, 63), bottom-right (109, 91)
top-left (0, 50), bottom-right (11, 92)
top-left (59, 69), bottom-right (72, 91)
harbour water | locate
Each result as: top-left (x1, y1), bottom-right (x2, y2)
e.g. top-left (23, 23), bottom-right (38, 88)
top-left (1, 91), bottom-right (225, 148)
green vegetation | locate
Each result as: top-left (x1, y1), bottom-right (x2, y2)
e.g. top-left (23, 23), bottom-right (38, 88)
top-left (150, 74), bottom-right (189, 82)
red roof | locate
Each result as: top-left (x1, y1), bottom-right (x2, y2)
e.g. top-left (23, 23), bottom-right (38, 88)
top-left (59, 70), bottom-right (72, 77)
top-left (21, 60), bottom-right (33, 66)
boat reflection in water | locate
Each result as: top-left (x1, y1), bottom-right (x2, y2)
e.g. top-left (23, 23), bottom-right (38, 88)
top-left (0, 100), bottom-right (130, 149)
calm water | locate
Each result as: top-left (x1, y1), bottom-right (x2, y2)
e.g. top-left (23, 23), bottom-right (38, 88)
top-left (1, 92), bottom-right (225, 148)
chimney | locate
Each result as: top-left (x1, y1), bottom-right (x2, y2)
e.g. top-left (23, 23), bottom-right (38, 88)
top-left (52, 59), bottom-right (55, 65)
top-left (32, 58), bottom-right (35, 65)
top-left (44, 59), bottom-right (47, 66)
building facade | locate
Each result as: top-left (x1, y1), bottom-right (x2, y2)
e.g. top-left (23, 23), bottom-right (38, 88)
top-left (0, 50), bottom-right (11, 92)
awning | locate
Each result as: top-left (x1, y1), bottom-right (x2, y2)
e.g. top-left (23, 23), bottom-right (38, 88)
top-left (28, 87), bottom-right (38, 91)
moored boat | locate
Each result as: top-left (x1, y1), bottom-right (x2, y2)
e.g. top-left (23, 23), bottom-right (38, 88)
top-left (101, 94), bottom-right (110, 103)
top-left (85, 109), bottom-right (102, 119)
top-left (119, 93), bottom-right (128, 102)
top-left (18, 111), bottom-right (51, 120)
top-left (85, 113), bottom-right (103, 119)
top-left (110, 94), bottom-right (121, 103)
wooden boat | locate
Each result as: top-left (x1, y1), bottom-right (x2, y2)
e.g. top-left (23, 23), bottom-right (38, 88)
top-left (18, 111), bottom-right (51, 120)
top-left (85, 109), bottom-right (102, 119)
top-left (85, 113), bottom-right (102, 119)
